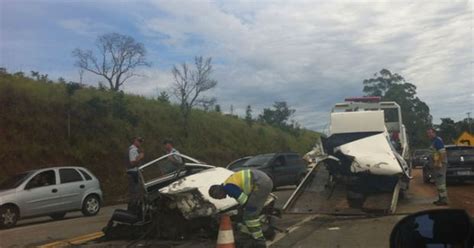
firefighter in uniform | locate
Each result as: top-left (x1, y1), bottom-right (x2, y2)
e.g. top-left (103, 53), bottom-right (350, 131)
top-left (209, 169), bottom-right (273, 247)
top-left (427, 128), bottom-right (449, 206)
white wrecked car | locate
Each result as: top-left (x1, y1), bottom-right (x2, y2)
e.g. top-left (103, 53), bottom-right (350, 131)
top-left (139, 154), bottom-right (238, 219)
top-left (102, 153), bottom-right (279, 241)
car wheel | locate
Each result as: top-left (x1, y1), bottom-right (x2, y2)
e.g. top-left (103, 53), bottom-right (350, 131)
top-left (0, 205), bottom-right (19, 229)
top-left (82, 195), bottom-right (101, 216)
top-left (50, 212), bottom-right (66, 220)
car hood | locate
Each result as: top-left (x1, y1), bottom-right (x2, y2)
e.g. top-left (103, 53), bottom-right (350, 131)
top-left (159, 167), bottom-right (238, 219)
top-left (335, 133), bottom-right (406, 176)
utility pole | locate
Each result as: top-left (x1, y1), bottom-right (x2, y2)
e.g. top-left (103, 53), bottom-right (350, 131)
top-left (79, 69), bottom-right (84, 84)
top-left (467, 112), bottom-right (472, 134)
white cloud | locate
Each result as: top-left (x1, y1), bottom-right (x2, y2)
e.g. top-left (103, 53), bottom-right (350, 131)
top-left (58, 18), bottom-right (114, 37)
top-left (122, 68), bottom-right (175, 97)
top-left (47, 0), bottom-right (470, 130)
top-left (140, 0), bottom-right (473, 129)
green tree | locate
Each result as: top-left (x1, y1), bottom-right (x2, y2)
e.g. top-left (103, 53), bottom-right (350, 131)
top-left (363, 69), bottom-right (405, 97)
top-left (157, 91), bottom-right (170, 104)
top-left (58, 77), bottom-right (66, 84)
top-left (458, 117), bottom-right (473, 134)
top-left (245, 105), bottom-right (253, 126)
top-left (30, 71), bottom-right (40, 80)
top-left (436, 117), bottom-right (473, 142)
top-left (362, 69), bottom-right (432, 147)
top-left (214, 104), bottom-right (221, 113)
top-left (436, 118), bottom-right (457, 143)
top-left (259, 101), bottom-right (295, 128)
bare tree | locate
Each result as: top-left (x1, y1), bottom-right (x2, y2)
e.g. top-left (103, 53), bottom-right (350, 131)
top-left (197, 97), bottom-right (217, 111)
top-left (72, 33), bottom-right (150, 91)
top-left (171, 56), bottom-right (217, 136)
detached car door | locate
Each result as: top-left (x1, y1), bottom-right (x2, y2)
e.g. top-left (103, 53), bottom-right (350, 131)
top-left (285, 154), bottom-right (305, 182)
top-left (18, 170), bottom-right (64, 217)
top-left (58, 168), bottom-right (86, 210)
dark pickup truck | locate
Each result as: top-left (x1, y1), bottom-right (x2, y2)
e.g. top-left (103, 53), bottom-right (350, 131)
top-left (423, 145), bottom-right (474, 183)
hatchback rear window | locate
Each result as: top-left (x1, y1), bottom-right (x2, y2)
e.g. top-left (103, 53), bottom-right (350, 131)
top-left (79, 169), bottom-right (93, 180)
top-left (60, 169), bottom-right (83, 183)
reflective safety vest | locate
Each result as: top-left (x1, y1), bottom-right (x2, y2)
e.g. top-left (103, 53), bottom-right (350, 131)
top-left (224, 169), bottom-right (253, 205)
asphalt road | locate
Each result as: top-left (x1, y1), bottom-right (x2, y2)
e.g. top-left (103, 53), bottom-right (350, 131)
top-left (0, 204), bottom-right (125, 248)
top-left (1, 169), bottom-right (473, 247)
top-left (0, 188), bottom-right (297, 248)
top-left (271, 168), bottom-right (474, 248)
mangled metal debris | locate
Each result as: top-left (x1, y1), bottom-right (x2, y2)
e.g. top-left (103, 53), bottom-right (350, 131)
top-left (102, 153), bottom-right (279, 243)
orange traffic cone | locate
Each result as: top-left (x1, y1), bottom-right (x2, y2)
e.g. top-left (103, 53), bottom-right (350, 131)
top-left (216, 214), bottom-right (235, 248)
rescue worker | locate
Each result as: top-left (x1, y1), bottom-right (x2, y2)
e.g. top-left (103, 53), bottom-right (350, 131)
top-left (127, 136), bottom-right (144, 209)
top-left (426, 128), bottom-right (449, 206)
top-left (209, 169), bottom-right (273, 248)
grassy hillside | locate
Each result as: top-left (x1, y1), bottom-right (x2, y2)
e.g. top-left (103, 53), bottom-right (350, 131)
top-left (0, 72), bottom-right (319, 203)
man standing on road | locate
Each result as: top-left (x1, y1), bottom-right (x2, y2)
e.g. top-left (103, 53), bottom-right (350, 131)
top-left (163, 139), bottom-right (184, 171)
top-left (427, 128), bottom-right (449, 206)
top-left (127, 137), bottom-right (144, 208)
top-left (209, 169), bottom-right (273, 248)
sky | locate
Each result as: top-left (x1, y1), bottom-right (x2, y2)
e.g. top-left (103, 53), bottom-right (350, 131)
top-left (1, 0), bottom-right (473, 131)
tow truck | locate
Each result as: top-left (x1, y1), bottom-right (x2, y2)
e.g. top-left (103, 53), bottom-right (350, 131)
top-left (284, 97), bottom-right (411, 215)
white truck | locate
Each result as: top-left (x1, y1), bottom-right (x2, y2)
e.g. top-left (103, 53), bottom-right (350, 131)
top-left (285, 97), bottom-right (411, 214)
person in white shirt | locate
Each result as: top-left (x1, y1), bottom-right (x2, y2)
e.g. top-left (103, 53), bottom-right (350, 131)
top-left (127, 137), bottom-right (144, 207)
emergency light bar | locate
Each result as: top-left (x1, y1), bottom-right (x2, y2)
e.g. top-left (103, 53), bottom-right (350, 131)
top-left (344, 96), bottom-right (381, 103)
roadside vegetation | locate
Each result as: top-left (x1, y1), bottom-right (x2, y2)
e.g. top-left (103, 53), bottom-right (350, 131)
top-left (363, 69), bottom-right (433, 148)
top-left (362, 68), bottom-right (472, 147)
top-left (0, 70), bottom-right (319, 203)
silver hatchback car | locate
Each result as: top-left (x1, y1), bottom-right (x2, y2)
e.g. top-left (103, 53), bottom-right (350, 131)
top-left (0, 166), bottom-right (103, 228)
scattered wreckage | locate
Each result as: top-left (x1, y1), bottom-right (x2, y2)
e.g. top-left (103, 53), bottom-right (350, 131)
top-left (101, 153), bottom-right (279, 243)
top-left (99, 96), bottom-right (410, 245)
top-left (285, 97), bottom-right (411, 214)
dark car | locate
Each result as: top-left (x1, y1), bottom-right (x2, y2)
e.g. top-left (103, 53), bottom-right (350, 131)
top-left (226, 156), bottom-right (253, 171)
top-left (229, 152), bottom-right (308, 188)
top-left (411, 149), bottom-right (431, 168)
top-left (423, 145), bottom-right (474, 183)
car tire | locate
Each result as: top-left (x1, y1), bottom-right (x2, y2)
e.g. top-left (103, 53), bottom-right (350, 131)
top-left (0, 205), bottom-right (19, 229)
top-left (50, 212), bottom-right (66, 220)
top-left (82, 195), bottom-right (101, 216)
